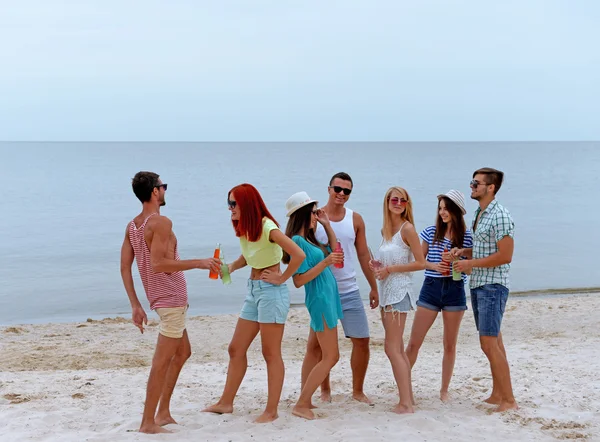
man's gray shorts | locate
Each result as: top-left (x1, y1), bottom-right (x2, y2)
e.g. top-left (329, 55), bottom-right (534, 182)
top-left (339, 289), bottom-right (370, 339)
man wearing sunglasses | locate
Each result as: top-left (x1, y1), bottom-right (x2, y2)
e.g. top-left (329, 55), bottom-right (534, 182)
top-left (452, 167), bottom-right (518, 413)
top-left (314, 172), bottom-right (379, 404)
top-left (120, 171), bottom-right (221, 433)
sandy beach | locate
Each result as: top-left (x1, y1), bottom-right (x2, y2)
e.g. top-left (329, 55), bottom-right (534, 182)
top-left (1, 293), bottom-right (598, 441)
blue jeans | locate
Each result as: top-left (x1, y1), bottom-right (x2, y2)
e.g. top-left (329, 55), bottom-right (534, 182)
top-left (240, 280), bottom-right (289, 324)
top-left (470, 283), bottom-right (509, 337)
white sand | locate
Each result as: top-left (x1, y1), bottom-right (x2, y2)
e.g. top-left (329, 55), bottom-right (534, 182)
top-left (1, 294), bottom-right (598, 441)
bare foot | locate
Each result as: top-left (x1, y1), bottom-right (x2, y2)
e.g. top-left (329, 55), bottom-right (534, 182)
top-left (309, 403), bottom-right (318, 409)
top-left (440, 391), bottom-right (450, 403)
top-left (320, 390), bottom-right (332, 403)
top-left (392, 403), bottom-right (414, 414)
top-left (484, 395), bottom-right (502, 405)
top-left (352, 392), bottom-right (372, 404)
top-left (292, 406), bottom-right (315, 420)
top-left (494, 401), bottom-right (519, 413)
top-left (154, 414), bottom-right (177, 426)
top-left (139, 423), bottom-right (172, 434)
top-left (254, 411), bottom-right (278, 423)
top-left (202, 403), bottom-right (234, 414)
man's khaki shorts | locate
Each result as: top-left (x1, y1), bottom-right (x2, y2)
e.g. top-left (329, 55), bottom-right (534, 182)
top-left (155, 305), bottom-right (188, 339)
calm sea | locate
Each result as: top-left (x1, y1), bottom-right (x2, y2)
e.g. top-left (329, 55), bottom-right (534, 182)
top-left (1, 142), bottom-right (598, 326)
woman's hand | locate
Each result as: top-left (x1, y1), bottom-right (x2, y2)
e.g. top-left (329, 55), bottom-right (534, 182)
top-left (325, 251), bottom-right (344, 266)
top-left (449, 247), bottom-right (463, 259)
top-left (430, 261), bottom-right (450, 274)
top-left (373, 265), bottom-right (390, 280)
top-left (316, 208), bottom-right (330, 226)
top-left (260, 269), bottom-right (284, 285)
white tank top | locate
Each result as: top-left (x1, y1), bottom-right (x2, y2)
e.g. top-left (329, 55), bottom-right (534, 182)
top-left (315, 208), bottom-right (359, 294)
top-left (378, 222), bottom-right (416, 308)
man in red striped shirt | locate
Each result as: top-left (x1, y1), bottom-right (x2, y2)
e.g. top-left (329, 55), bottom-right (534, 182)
top-left (120, 171), bottom-right (221, 434)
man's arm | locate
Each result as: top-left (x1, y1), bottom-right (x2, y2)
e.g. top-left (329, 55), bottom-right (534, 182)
top-left (454, 236), bottom-right (513, 273)
top-left (120, 227), bottom-right (147, 333)
top-left (149, 216), bottom-right (220, 273)
top-left (354, 212), bottom-right (379, 309)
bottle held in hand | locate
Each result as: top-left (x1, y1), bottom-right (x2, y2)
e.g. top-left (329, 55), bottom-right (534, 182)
top-left (334, 240), bottom-right (344, 269)
top-left (209, 243), bottom-right (221, 279)
top-left (452, 259), bottom-right (462, 281)
top-left (442, 247), bottom-right (451, 277)
top-left (220, 249), bottom-right (232, 285)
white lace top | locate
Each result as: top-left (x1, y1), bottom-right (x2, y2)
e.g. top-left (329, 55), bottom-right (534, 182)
top-left (378, 222), bottom-right (416, 308)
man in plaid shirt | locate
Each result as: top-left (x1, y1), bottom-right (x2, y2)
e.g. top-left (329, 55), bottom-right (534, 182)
top-left (453, 167), bottom-right (518, 412)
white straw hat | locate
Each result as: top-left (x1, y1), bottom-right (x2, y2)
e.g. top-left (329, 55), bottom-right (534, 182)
top-left (437, 189), bottom-right (467, 215)
top-left (285, 191), bottom-right (318, 217)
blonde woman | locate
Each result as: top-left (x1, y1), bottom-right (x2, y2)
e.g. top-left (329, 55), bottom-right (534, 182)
top-left (369, 187), bottom-right (425, 414)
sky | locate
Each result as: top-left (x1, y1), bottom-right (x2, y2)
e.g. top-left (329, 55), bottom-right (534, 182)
top-left (0, 0), bottom-right (599, 142)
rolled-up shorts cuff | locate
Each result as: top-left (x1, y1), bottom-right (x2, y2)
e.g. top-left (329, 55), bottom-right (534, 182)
top-left (156, 305), bottom-right (188, 339)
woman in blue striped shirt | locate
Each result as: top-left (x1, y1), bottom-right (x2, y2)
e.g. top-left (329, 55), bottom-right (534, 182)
top-left (405, 190), bottom-right (473, 402)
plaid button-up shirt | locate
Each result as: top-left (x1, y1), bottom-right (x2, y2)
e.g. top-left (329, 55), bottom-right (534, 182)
top-left (470, 199), bottom-right (514, 290)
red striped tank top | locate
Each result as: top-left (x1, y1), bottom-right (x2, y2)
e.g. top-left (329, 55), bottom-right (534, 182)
top-left (128, 213), bottom-right (188, 309)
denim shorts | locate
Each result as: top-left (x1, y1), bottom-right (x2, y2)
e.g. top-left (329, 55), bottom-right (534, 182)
top-left (339, 290), bottom-right (370, 339)
top-left (240, 280), bottom-right (290, 324)
top-left (381, 294), bottom-right (412, 315)
top-left (417, 276), bottom-right (467, 312)
top-left (470, 283), bottom-right (509, 337)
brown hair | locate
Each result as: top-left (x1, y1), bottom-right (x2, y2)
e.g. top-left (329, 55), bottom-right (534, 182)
top-left (433, 197), bottom-right (466, 248)
top-left (282, 203), bottom-right (328, 264)
top-left (473, 167), bottom-right (504, 194)
top-left (329, 172), bottom-right (353, 187)
top-left (132, 171), bottom-right (160, 203)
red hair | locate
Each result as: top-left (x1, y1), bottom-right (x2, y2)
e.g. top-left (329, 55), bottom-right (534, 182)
top-left (229, 183), bottom-right (279, 242)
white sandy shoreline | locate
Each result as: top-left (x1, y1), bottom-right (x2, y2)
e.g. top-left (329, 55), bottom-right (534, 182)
top-left (1, 293), bottom-right (598, 441)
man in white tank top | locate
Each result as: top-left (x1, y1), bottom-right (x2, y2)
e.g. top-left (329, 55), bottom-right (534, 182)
top-left (314, 172), bottom-right (379, 404)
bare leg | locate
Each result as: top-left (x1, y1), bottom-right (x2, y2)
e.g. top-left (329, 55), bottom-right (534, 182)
top-left (139, 334), bottom-right (181, 434)
top-left (293, 323), bottom-right (339, 420)
top-left (203, 318), bottom-right (260, 414)
top-left (381, 310), bottom-right (414, 414)
top-left (301, 329), bottom-right (321, 407)
top-left (350, 337), bottom-right (371, 403)
top-left (484, 332), bottom-right (506, 404)
top-left (255, 322), bottom-right (286, 423)
top-left (479, 335), bottom-right (518, 412)
top-left (155, 330), bottom-right (192, 426)
top-left (405, 306), bottom-right (438, 368)
top-left (440, 311), bottom-right (464, 402)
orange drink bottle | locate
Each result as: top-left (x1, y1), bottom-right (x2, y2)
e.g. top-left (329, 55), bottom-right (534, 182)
top-left (209, 243), bottom-right (220, 279)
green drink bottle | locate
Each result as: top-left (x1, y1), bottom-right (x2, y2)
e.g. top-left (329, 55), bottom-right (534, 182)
top-left (452, 259), bottom-right (462, 281)
top-left (220, 249), bottom-right (232, 285)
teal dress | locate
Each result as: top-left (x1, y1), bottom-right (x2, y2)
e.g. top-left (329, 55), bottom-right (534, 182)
top-left (292, 235), bottom-right (344, 332)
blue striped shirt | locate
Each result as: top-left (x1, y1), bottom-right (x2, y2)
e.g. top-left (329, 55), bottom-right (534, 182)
top-left (419, 225), bottom-right (473, 282)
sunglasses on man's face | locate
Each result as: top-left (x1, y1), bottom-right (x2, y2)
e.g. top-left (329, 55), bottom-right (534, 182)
top-left (330, 186), bottom-right (352, 196)
top-left (470, 180), bottom-right (488, 188)
top-left (155, 183), bottom-right (168, 191)
top-left (227, 199), bottom-right (237, 209)
top-left (389, 197), bottom-right (408, 206)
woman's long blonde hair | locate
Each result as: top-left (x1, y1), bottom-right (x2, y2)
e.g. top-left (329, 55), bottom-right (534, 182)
top-left (382, 186), bottom-right (414, 241)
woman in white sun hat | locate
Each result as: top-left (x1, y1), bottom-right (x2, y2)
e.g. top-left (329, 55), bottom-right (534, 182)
top-left (282, 191), bottom-right (344, 420)
top-left (405, 189), bottom-right (473, 403)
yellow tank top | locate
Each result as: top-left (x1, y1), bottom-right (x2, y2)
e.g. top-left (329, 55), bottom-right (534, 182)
top-left (239, 217), bottom-right (283, 269)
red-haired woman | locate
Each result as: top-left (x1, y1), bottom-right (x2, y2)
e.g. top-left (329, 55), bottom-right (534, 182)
top-left (203, 183), bottom-right (305, 423)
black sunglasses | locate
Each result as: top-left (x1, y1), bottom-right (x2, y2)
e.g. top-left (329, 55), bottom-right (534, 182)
top-left (227, 199), bottom-right (237, 208)
top-left (155, 183), bottom-right (168, 191)
top-left (330, 185), bottom-right (352, 196)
